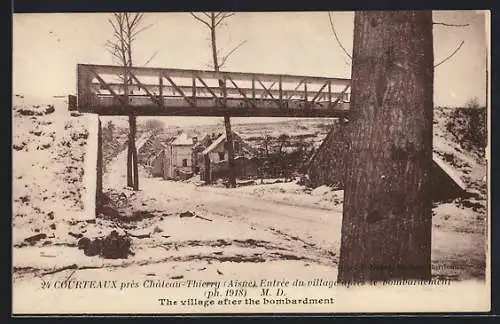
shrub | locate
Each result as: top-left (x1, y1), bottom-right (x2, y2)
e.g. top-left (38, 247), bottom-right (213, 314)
top-left (445, 105), bottom-right (487, 159)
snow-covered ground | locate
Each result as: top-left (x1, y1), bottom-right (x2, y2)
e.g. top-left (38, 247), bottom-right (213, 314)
top-left (12, 102), bottom-right (488, 313)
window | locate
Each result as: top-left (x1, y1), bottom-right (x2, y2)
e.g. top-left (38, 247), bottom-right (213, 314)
top-left (182, 159), bottom-right (188, 167)
top-left (218, 152), bottom-right (225, 161)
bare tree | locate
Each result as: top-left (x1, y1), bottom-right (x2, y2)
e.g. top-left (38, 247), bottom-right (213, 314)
top-left (190, 12), bottom-right (247, 188)
top-left (338, 11), bottom-right (434, 283)
top-left (105, 13), bottom-right (153, 191)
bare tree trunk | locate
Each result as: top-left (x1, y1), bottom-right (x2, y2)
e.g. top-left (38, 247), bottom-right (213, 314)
top-left (106, 13), bottom-right (148, 191)
top-left (130, 115), bottom-right (139, 190)
top-left (96, 117), bottom-right (103, 209)
top-left (127, 116), bottom-right (134, 187)
top-left (338, 11), bottom-right (434, 283)
top-left (126, 17), bottom-right (139, 191)
top-left (224, 115), bottom-right (237, 187)
top-left (210, 13), bottom-right (237, 188)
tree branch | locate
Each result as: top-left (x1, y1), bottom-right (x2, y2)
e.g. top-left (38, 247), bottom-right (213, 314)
top-left (131, 23), bottom-right (154, 40)
top-left (215, 12), bottom-right (235, 27)
top-left (219, 40), bottom-right (247, 69)
top-left (434, 40), bottom-right (465, 68)
top-left (433, 21), bottom-right (470, 27)
top-left (190, 12), bottom-right (211, 28)
top-left (328, 12), bottom-right (352, 60)
top-left (130, 13), bottom-right (143, 28)
top-left (221, 12), bottom-right (235, 19)
top-left (143, 50), bottom-right (159, 66)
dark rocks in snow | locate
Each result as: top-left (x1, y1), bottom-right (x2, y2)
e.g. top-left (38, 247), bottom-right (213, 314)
top-left (126, 230), bottom-right (150, 239)
top-left (13, 142), bottom-right (26, 151)
top-left (16, 104), bottom-right (55, 117)
top-left (24, 233), bottom-right (47, 245)
top-left (179, 210), bottom-right (212, 221)
top-left (238, 180), bottom-right (256, 186)
top-left (49, 223), bottom-right (56, 230)
top-left (101, 231), bottom-right (132, 259)
top-left (85, 238), bottom-right (102, 257)
top-left (69, 232), bottom-right (84, 239)
top-left (17, 108), bottom-right (38, 116)
top-left (170, 275), bottom-right (184, 280)
top-left (45, 105), bottom-right (55, 114)
top-left (77, 231), bottom-right (132, 259)
top-left (179, 211), bottom-right (195, 218)
top-left (77, 237), bottom-right (91, 250)
top-left (129, 210), bottom-right (155, 222)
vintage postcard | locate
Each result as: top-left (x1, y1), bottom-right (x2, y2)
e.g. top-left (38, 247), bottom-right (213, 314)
top-left (12, 10), bottom-right (490, 314)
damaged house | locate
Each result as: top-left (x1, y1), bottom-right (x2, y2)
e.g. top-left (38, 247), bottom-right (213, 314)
top-left (146, 132), bottom-right (196, 180)
top-left (198, 132), bottom-right (259, 183)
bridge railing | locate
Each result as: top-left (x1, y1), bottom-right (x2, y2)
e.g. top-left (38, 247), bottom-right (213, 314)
top-left (76, 64), bottom-right (351, 117)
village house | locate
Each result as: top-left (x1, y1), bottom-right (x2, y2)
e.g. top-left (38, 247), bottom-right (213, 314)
top-left (198, 131), bottom-right (258, 183)
top-left (146, 132), bottom-right (196, 180)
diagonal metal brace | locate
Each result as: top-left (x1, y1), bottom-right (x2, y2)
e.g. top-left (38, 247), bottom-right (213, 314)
top-left (330, 83), bottom-right (351, 110)
top-left (91, 70), bottom-right (125, 106)
top-left (311, 81), bottom-right (329, 102)
top-left (162, 72), bottom-right (196, 108)
top-left (128, 72), bottom-right (163, 107)
top-left (257, 79), bottom-right (281, 109)
top-left (226, 75), bottom-right (256, 109)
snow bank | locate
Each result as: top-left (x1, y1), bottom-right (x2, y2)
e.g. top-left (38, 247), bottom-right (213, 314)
top-left (13, 99), bottom-right (92, 242)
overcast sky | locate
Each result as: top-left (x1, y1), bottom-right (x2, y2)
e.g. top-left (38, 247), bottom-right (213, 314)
top-left (13, 11), bottom-right (488, 108)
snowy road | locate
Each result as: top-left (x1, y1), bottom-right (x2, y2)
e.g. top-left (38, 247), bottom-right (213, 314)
top-left (137, 177), bottom-right (343, 255)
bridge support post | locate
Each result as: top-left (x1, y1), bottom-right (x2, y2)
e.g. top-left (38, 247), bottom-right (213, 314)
top-left (96, 116), bottom-right (103, 210)
top-left (77, 113), bottom-right (100, 222)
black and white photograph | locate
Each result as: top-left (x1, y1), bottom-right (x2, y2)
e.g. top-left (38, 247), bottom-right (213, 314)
top-left (12, 10), bottom-right (490, 314)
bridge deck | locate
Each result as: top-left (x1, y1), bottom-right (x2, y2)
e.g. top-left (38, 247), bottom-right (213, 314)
top-left (75, 64), bottom-right (351, 117)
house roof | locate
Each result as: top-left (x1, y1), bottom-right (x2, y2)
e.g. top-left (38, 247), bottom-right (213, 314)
top-left (136, 132), bottom-right (154, 151)
top-left (201, 131), bottom-right (257, 157)
top-left (147, 148), bottom-right (165, 164)
top-left (202, 133), bottom-right (228, 155)
top-left (170, 132), bottom-right (193, 146)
